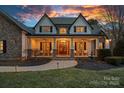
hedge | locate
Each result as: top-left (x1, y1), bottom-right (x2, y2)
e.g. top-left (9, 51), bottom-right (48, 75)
top-left (113, 39), bottom-right (124, 56)
top-left (97, 49), bottom-right (111, 61)
top-left (105, 56), bottom-right (124, 66)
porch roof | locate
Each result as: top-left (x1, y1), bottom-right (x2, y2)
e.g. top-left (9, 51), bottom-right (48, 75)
top-left (27, 34), bottom-right (105, 37)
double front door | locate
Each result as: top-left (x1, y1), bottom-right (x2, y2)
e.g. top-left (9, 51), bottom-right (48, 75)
top-left (57, 39), bottom-right (70, 56)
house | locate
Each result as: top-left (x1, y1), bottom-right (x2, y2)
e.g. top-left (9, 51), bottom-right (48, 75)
top-left (0, 9), bottom-right (110, 60)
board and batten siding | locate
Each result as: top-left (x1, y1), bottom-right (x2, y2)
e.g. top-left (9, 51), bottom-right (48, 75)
top-left (69, 16), bottom-right (92, 34)
top-left (34, 16), bottom-right (57, 34)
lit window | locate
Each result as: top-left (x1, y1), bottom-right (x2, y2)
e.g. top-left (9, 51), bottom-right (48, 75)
top-left (40, 26), bottom-right (52, 32)
top-left (59, 28), bottom-right (67, 34)
top-left (0, 41), bottom-right (3, 53)
top-left (99, 42), bottom-right (103, 49)
top-left (0, 40), bottom-right (6, 54)
top-left (75, 26), bottom-right (86, 32)
top-left (84, 42), bottom-right (86, 50)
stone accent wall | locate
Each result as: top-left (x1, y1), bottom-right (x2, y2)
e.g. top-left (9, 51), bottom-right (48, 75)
top-left (0, 14), bottom-right (22, 60)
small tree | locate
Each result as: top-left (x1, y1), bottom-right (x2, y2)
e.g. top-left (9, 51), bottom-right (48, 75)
top-left (113, 38), bottom-right (124, 56)
top-left (88, 19), bottom-right (99, 25)
top-left (100, 6), bottom-right (124, 55)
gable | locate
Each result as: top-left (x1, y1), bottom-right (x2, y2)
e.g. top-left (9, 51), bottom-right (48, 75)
top-left (34, 14), bottom-right (57, 34)
top-left (69, 14), bottom-right (93, 34)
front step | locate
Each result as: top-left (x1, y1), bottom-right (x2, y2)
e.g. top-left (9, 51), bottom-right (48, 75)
top-left (53, 57), bottom-right (74, 60)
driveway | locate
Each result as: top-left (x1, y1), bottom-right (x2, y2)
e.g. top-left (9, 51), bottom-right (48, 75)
top-left (0, 60), bottom-right (77, 72)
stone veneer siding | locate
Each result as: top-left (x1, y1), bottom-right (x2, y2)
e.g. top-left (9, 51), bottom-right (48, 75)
top-left (0, 14), bottom-right (23, 60)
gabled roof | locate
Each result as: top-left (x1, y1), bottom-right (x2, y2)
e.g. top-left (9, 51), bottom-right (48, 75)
top-left (34, 13), bottom-right (93, 29)
top-left (0, 8), bottom-right (34, 34)
top-left (91, 24), bottom-right (107, 37)
top-left (69, 13), bottom-right (94, 30)
top-left (0, 9), bottom-right (105, 36)
top-left (34, 13), bottom-right (57, 30)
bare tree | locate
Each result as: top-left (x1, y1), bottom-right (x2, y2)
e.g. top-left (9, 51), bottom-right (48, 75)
top-left (99, 5), bottom-right (124, 53)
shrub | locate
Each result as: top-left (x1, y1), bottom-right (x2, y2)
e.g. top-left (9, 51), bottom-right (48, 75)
top-left (97, 49), bottom-right (111, 60)
top-left (26, 49), bottom-right (33, 58)
top-left (113, 39), bottom-right (124, 56)
top-left (105, 56), bottom-right (124, 66)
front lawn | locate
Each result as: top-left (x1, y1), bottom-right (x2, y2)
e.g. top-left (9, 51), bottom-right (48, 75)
top-left (0, 67), bottom-right (124, 88)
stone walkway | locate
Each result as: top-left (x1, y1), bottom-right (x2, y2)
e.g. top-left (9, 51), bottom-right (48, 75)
top-left (0, 60), bottom-right (77, 72)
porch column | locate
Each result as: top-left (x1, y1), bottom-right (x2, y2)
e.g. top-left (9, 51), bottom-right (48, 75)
top-left (96, 38), bottom-right (99, 49)
top-left (95, 38), bottom-right (99, 56)
top-left (27, 38), bottom-right (32, 58)
top-left (53, 38), bottom-right (56, 58)
top-left (71, 38), bottom-right (74, 59)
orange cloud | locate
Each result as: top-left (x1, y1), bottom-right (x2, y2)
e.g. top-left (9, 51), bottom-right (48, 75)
top-left (16, 5), bottom-right (106, 25)
top-left (64, 8), bottom-right (82, 14)
top-left (48, 11), bottom-right (59, 17)
top-left (82, 5), bottom-right (101, 8)
top-left (82, 7), bottom-right (105, 20)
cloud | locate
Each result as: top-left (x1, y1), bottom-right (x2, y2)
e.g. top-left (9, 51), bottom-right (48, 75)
top-left (82, 6), bottom-right (105, 19)
top-left (15, 5), bottom-right (106, 26)
top-left (82, 5), bottom-right (101, 8)
top-left (16, 5), bottom-right (55, 22)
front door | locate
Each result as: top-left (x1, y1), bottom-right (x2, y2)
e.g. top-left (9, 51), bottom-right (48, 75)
top-left (57, 39), bottom-right (70, 56)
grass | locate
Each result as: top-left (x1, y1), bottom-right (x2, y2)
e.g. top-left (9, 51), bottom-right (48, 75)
top-left (0, 67), bottom-right (124, 88)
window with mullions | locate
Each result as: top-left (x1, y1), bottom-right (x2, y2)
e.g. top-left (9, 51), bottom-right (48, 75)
top-left (40, 26), bottom-right (52, 32)
top-left (74, 26), bottom-right (86, 32)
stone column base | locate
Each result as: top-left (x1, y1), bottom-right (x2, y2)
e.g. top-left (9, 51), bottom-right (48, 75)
top-left (70, 49), bottom-right (74, 59)
top-left (53, 49), bottom-right (56, 58)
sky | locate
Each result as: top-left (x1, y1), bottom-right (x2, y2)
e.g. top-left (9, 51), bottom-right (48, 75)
top-left (0, 5), bottom-right (106, 27)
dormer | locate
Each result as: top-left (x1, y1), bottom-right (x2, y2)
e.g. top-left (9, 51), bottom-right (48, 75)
top-left (34, 14), bottom-right (57, 34)
top-left (69, 13), bottom-right (93, 34)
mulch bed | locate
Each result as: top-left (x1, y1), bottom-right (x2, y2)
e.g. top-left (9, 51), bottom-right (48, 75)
top-left (75, 58), bottom-right (124, 70)
top-left (0, 58), bottom-right (52, 66)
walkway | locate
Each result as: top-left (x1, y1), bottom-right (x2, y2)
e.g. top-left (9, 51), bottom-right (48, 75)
top-left (0, 60), bottom-right (77, 72)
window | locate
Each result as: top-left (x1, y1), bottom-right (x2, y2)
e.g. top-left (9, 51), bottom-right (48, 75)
top-left (99, 42), bottom-right (104, 49)
top-left (84, 42), bottom-right (86, 50)
top-left (40, 42), bottom-right (42, 50)
top-left (75, 42), bottom-right (77, 50)
top-left (49, 42), bottom-right (52, 51)
top-left (59, 27), bottom-right (67, 34)
top-left (0, 40), bottom-right (6, 54)
top-left (40, 26), bottom-right (52, 32)
top-left (74, 26), bottom-right (86, 32)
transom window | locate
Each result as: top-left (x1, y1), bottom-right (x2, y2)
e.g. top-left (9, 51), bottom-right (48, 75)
top-left (75, 26), bottom-right (86, 32)
top-left (0, 40), bottom-right (6, 54)
top-left (59, 27), bottom-right (67, 34)
top-left (40, 26), bottom-right (52, 32)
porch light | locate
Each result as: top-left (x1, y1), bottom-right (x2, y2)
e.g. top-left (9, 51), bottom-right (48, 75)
top-left (109, 39), bottom-right (111, 42)
top-left (60, 40), bottom-right (66, 43)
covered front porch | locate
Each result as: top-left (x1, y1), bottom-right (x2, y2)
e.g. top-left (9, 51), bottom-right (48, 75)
top-left (27, 36), bottom-right (103, 58)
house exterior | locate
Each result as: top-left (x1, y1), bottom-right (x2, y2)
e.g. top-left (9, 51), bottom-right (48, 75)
top-left (0, 9), bottom-right (110, 60)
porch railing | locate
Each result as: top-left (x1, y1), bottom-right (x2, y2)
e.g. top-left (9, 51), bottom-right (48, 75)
top-left (27, 49), bottom-right (97, 58)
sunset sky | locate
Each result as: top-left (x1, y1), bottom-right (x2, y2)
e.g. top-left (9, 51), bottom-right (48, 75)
top-left (0, 5), bottom-right (106, 27)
